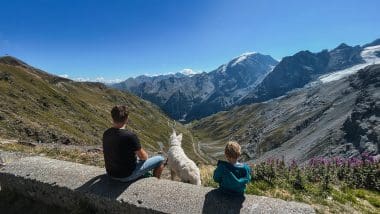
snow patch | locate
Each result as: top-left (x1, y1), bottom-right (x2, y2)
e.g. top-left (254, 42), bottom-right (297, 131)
top-left (232, 52), bottom-right (257, 66)
top-left (319, 45), bottom-right (380, 83)
top-left (180, 68), bottom-right (199, 76)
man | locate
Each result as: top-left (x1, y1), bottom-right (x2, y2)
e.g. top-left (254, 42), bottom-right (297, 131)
top-left (103, 105), bottom-right (164, 182)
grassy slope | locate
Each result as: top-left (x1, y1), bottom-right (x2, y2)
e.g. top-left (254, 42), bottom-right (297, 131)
top-left (0, 57), bottom-right (201, 161)
top-left (191, 101), bottom-right (296, 162)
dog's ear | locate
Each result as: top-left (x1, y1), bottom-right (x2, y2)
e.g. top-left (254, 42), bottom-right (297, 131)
top-left (172, 129), bottom-right (177, 137)
top-left (177, 133), bottom-right (183, 142)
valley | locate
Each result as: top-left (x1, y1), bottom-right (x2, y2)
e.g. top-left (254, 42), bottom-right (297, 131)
top-left (1, 39), bottom-right (379, 165)
top-left (192, 64), bottom-right (380, 163)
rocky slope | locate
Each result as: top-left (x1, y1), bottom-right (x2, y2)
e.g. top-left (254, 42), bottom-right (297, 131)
top-left (112, 53), bottom-right (278, 121)
top-left (0, 56), bottom-right (201, 160)
top-left (239, 43), bottom-right (365, 105)
top-left (191, 64), bottom-right (380, 163)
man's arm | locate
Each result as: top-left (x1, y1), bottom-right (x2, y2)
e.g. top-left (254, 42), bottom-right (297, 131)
top-left (135, 148), bottom-right (148, 160)
top-left (130, 133), bottom-right (147, 160)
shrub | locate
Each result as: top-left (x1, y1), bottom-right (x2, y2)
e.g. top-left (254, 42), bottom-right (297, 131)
top-left (250, 155), bottom-right (380, 192)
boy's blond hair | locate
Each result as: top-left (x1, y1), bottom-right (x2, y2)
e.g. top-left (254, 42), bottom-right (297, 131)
top-left (225, 141), bottom-right (241, 159)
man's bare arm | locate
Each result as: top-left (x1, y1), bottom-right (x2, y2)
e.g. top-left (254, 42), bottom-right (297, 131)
top-left (135, 148), bottom-right (148, 160)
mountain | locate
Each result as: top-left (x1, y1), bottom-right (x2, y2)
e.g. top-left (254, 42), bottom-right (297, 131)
top-left (113, 72), bottom-right (189, 93)
top-left (191, 64), bottom-right (380, 163)
top-left (0, 56), bottom-right (202, 160)
top-left (240, 43), bottom-right (365, 105)
top-left (112, 53), bottom-right (278, 121)
top-left (363, 38), bottom-right (380, 48)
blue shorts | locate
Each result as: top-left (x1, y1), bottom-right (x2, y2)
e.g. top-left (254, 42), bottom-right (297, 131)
top-left (111, 155), bottom-right (164, 182)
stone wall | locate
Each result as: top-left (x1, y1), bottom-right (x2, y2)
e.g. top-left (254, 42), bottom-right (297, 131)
top-left (0, 155), bottom-right (315, 214)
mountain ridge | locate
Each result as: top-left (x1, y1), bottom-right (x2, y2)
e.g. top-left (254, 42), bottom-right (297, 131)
top-left (239, 42), bottom-right (366, 105)
top-left (191, 64), bottom-right (380, 163)
top-left (113, 39), bottom-right (379, 122)
top-left (112, 52), bottom-right (278, 121)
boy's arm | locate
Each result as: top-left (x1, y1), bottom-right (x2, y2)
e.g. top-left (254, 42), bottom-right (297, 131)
top-left (245, 164), bottom-right (252, 182)
top-left (213, 166), bottom-right (222, 183)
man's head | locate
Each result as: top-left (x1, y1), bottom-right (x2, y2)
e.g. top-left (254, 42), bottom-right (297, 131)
top-left (111, 105), bottom-right (129, 127)
top-left (225, 141), bottom-right (241, 162)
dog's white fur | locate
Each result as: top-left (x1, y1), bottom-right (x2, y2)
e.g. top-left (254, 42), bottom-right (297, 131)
top-left (167, 131), bottom-right (201, 185)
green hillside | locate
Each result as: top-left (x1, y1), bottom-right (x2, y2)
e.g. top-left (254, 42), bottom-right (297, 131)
top-left (0, 56), bottom-right (200, 161)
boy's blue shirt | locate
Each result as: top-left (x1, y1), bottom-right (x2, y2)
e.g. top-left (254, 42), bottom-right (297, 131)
top-left (213, 160), bottom-right (251, 195)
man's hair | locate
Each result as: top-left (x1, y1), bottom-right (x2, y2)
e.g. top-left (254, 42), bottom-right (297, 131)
top-left (111, 105), bottom-right (129, 123)
top-left (225, 141), bottom-right (241, 159)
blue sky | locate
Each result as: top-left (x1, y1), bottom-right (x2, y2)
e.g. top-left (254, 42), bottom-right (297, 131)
top-left (0, 0), bottom-right (379, 82)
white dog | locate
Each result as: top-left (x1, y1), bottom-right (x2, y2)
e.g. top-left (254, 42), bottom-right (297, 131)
top-left (167, 131), bottom-right (201, 185)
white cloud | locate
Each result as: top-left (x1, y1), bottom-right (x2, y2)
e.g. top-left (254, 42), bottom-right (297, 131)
top-left (59, 74), bottom-right (69, 78)
top-left (180, 68), bottom-right (199, 76)
top-left (74, 76), bottom-right (122, 84)
top-left (74, 77), bottom-right (90, 82)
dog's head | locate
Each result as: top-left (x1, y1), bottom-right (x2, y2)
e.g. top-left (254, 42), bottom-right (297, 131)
top-left (170, 130), bottom-right (183, 147)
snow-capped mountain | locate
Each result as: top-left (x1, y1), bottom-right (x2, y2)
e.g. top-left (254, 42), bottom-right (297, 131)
top-left (239, 41), bottom-right (372, 105)
top-left (192, 64), bottom-right (380, 163)
top-left (112, 53), bottom-right (278, 121)
top-left (190, 40), bottom-right (380, 163)
top-left (319, 45), bottom-right (380, 83)
top-left (113, 38), bottom-right (380, 122)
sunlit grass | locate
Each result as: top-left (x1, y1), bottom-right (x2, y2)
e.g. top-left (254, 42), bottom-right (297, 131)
top-left (198, 157), bottom-right (380, 214)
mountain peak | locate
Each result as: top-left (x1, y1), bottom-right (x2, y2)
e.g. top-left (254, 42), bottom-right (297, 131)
top-left (228, 52), bottom-right (278, 68)
top-left (363, 38), bottom-right (380, 48)
top-left (239, 51), bottom-right (258, 57)
top-left (231, 52), bottom-right (258, 65)
top-left (334, 43), bottom-right (351, 50)
top-left (0, 55), bottom-right (31, 68)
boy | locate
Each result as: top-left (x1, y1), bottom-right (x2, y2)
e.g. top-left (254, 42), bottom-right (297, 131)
top-left (213, 141), bottom-right (251, 195)
top-left (103, 105), bottom-right (164, 182)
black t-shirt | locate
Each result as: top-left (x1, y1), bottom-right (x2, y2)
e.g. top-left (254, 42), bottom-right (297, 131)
top-left (102, 128), bottom-right (141, 178)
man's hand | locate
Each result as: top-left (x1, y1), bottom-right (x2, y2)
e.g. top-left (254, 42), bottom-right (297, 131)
top-left (135, 148), bottom-right (148, 160)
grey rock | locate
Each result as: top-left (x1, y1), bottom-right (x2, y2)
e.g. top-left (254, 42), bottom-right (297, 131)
top-left (0, 150), bottom-right (25, 166)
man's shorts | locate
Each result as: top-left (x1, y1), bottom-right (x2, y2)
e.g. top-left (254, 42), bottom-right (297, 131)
top-left (111, 155), bottom-right (164, 182)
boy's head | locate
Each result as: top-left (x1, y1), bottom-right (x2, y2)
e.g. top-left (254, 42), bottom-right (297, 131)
top-left (225, 141), bottom-right (241, 162)
top-left (111, 105), bottom-right (129, 124)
